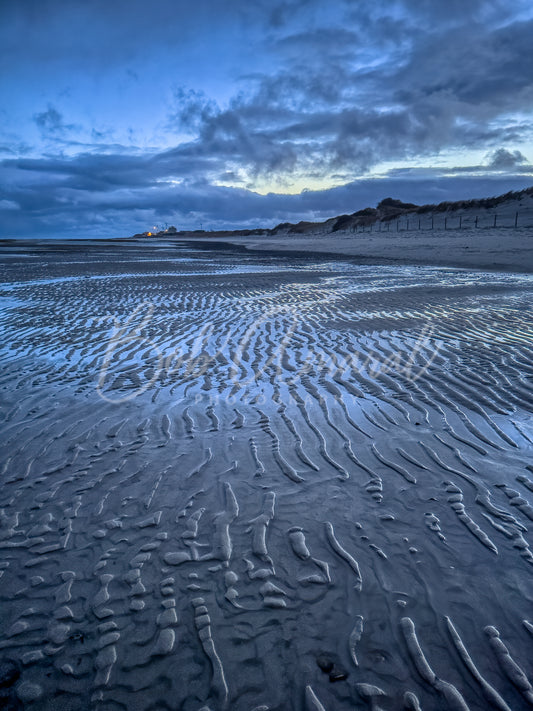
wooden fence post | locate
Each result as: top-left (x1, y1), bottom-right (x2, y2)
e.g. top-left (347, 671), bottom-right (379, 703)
top-left (493, 214), bottom-right (497, 228)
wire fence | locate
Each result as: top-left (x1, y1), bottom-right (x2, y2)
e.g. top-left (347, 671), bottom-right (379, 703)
top-left (350, 208), bottom-right (533, 233)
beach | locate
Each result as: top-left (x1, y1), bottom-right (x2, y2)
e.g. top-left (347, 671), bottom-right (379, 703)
top-left (1, 238), bottom-right (532, 711)
top-left (194, 224), bottom-right (533, 273)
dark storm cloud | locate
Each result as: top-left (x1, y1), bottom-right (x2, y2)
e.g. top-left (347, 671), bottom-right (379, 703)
top-left (392, 20), bottom-right (533, 113)
top-left (1, 144), bottom-right (531, 238)
top-left (163, 7), bottom-right (533, 179)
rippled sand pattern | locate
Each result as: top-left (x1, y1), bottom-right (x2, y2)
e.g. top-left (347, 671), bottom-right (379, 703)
top-left (1, 240), bottom-right (532, 710)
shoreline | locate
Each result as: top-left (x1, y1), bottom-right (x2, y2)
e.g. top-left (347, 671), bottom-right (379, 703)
top-left (180, 226), bottom-right (533, 274)
top-left (2, 225), bottom-right (533, 274)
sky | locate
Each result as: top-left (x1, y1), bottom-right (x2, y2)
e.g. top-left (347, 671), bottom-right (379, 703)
top-left (1, 0), bottom-right (533, 238)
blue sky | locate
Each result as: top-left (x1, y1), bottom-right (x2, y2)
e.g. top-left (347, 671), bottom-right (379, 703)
top-left (1, 0), bottom-right (533, 237)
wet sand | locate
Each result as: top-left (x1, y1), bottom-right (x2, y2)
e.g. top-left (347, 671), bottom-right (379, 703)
top-left (1, 239), bottom-right (532, 710)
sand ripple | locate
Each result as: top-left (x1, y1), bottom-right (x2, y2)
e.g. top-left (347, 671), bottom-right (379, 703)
top-left (0, 240), bottom-right (532, 710)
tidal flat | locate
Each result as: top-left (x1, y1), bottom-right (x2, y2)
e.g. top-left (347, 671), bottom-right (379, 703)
top-left (1, 238), bottom-right (532, 711)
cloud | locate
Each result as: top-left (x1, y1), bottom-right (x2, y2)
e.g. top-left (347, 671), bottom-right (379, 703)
top-left (1, 0), bottom-right (533, 237)
top-left (0, 199), bottom-right (20, 210)
top-left (487, 148), bottom-right (529, 170)
top-left (0, 143), bottom-right (531, 239)
top-left (160, 10), bottom-right (533, 184)
top-left (33, 105), bottom-right (77, 137)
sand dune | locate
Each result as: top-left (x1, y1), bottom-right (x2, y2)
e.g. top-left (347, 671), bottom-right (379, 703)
top-left (0, 239), bottom-right (532, 710)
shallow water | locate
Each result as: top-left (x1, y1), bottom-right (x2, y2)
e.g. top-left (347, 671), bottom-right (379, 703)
top-left (1, 239), bottom-right (532, 710)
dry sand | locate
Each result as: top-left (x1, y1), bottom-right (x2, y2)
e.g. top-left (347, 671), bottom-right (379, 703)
top-left (0, 239), bottom-right (532, 710)
top-left (196, 225), bottom-right (533, 273)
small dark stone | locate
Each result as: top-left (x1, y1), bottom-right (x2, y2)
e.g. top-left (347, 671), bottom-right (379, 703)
top-left (329, 666), bottom-right (348, 682)
top-left (0, 660), bottom-right (20, 689)
top-left (316, 655), bottom-right (334, 673)
top-left (415, 422), bottom-right (420, 426)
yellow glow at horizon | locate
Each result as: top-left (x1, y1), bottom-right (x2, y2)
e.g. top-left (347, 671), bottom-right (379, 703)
top-left (214, 173), bottom-right (348, 195)
top-left (212, 143), bottom-right (533, 197)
